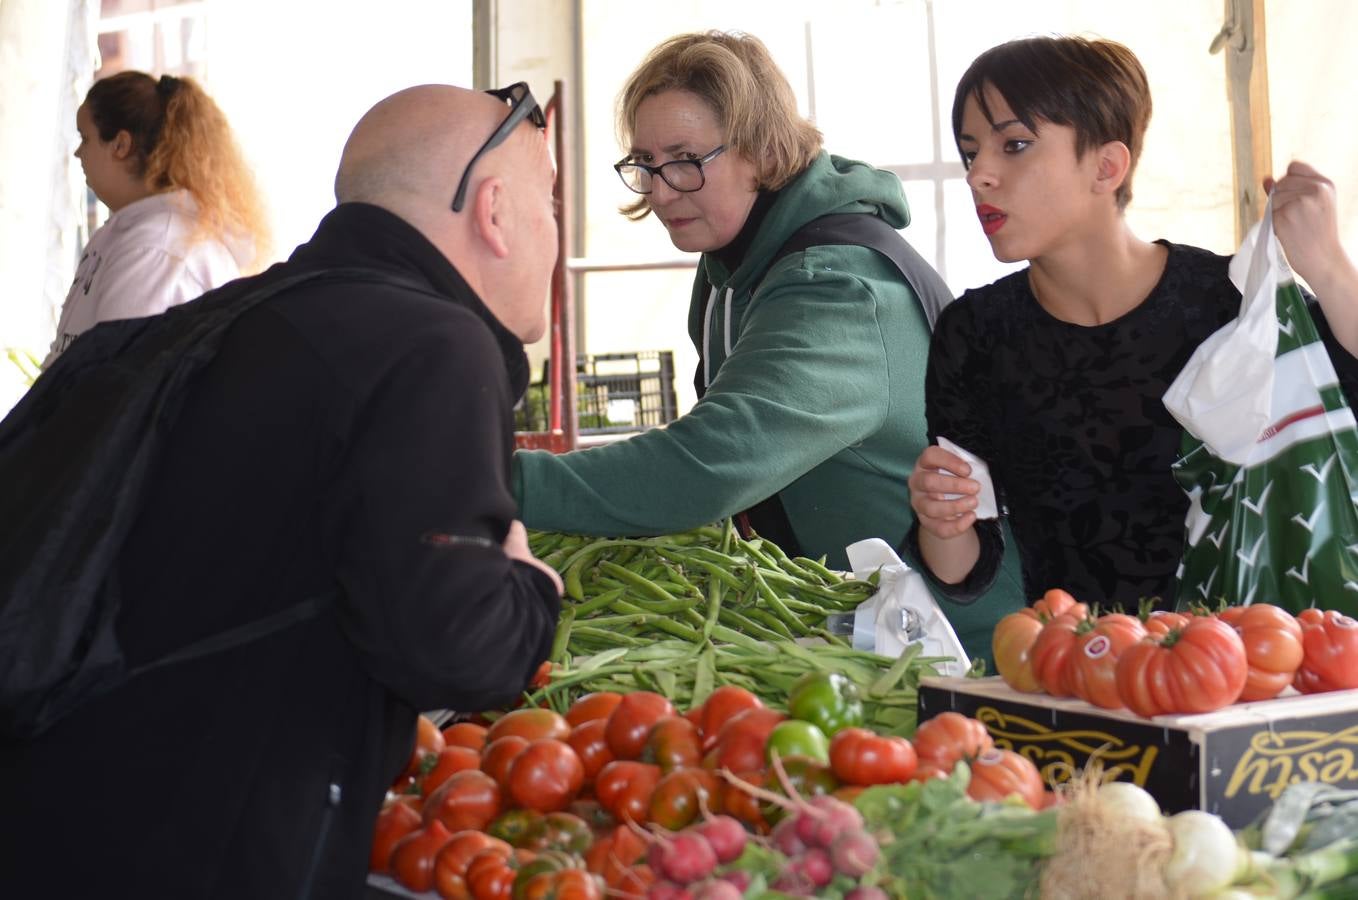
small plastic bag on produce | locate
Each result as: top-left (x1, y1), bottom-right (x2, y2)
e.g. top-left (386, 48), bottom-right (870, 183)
top-left (844, 538), bottom-right (971, 676)
top-left (1166, 200), bottom-right (1358, 615)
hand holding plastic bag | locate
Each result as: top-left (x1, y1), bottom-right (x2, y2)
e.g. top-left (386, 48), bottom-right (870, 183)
top-left (1167, 199), bottom-right (1358, 614)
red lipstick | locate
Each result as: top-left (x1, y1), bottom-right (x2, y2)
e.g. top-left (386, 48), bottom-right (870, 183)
top-left (977, 204), bottom-right (1006, 236)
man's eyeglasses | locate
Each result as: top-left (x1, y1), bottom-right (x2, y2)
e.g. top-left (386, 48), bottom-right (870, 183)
top-left (451, 81), bottom-right (547, 213)
top-left (614, 145), bottom-right (726, 195)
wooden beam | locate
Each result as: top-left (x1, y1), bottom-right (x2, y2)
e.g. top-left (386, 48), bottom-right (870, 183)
top-left (1217, 0), bottom-right (1273, 243)
top-left (472, 0), bottom-right (496, 90)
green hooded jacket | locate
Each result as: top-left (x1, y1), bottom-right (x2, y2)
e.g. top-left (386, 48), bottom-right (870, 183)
top-left (513, 152), bottom-right (1024, 661)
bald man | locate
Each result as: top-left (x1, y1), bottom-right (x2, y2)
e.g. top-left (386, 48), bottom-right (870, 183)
top-left (0, 84), bottom-right (563, 898)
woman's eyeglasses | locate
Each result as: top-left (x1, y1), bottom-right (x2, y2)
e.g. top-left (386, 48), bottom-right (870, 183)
top-left (614, 145), bottom-right (726, 194)
top-left (451, 81), bottom-right (547, 213)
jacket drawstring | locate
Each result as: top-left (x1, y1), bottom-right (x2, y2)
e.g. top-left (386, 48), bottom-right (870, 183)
top-left (701, 285), bottom-right (736, 390)
top-left (702, 285), bottom-right (716, 389)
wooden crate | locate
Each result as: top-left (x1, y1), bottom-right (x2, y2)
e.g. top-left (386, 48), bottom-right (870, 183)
top-left (919, 676), bottom-right (1358, 828)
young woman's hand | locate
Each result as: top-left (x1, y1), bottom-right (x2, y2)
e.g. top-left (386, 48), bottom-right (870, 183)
top-left (1266, 161), bottom-right (1347, 287)
top-left (908, 444), bottom-right (981, 539)
top-left (1267, 161), bottom-right (1358, 356)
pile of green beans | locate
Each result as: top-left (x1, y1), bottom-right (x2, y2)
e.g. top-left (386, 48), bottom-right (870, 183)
top-left (529, 521), bottom-right (875, 659)
top-left (527, 521), bottom-right (950, 735)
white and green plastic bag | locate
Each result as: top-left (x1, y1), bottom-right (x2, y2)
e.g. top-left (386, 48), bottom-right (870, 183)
top-left (1166, 201), bottom-right (1358, 614)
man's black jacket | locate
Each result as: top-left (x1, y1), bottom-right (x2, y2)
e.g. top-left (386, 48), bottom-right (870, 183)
top-left (0, 203), bottom-right (561, 898)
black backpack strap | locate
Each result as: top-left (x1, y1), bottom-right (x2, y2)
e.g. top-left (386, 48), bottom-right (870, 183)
top-left (128, 591), bottom-right (336, 679)
top-left (734, 213), bottom-right (953, 555)
top-left (768, 213), bottom-right (953, 329)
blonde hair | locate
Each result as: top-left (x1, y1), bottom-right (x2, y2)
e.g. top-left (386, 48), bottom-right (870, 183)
top-left (86, 71), bottom-right (271, 268)
top-left (616, 31), bottom-right (822, 220)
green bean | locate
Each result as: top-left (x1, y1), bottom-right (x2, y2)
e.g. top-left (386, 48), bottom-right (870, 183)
top-left (598, 560), bottom-right (685, 606)
top-left (744, 607), bottom-right (796, 641)
top-left (793, 556), bottom-right (842, 583)
top-left (750, 566), bottom-right (811, 634)
top-left (655, 550), bottom-right (746, 592)
top-left (705, 624), bottom-right (766, 652)
top-left (717, 607), bottom-right (787, 644)
top-left (814, 628), bottom-right (852, 648)
top-left (657, 559), bottom-right (705, 598)
top-left (760, 539), bottom-right (821, 583)
top-left (736, 537), bottom-right (779, 571)
top-left (572, 625), bottom-right (649, 647)
top-left (779, 596), bottom-right (830, 615)
top-left (610, 544), bottom-right (641, 568)
top-left (566, 586), bottom-right (627, 618)
top-left (549, 608), bottom-right (574, 663)
top-left (608, 597), bottom-right (703, 642)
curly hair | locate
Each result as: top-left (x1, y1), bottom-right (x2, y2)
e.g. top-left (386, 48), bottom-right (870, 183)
top-left (85, 71), bottom-right (271, 267)
top-left (616, 31), bottom-right (822, 220)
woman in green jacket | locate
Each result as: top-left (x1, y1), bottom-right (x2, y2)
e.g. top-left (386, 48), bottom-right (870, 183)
top-left (513, 30), bottom-right (1024, 659)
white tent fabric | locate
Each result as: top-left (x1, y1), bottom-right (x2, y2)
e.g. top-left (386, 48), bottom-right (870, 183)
top-left (0, 0), bottom-right (97, 408)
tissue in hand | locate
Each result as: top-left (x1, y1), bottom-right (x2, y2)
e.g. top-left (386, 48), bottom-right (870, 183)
top-left (935, 436), bottom-right (999, 519)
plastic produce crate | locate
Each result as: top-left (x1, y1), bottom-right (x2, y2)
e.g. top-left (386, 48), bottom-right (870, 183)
top-left (515, 351), bottom-right (679, 436)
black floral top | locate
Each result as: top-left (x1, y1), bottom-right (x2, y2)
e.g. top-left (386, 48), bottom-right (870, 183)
top-left (907, 241), bottom-right (1358, 608)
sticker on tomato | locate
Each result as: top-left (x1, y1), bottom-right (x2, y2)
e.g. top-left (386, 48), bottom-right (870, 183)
top-left (1083, 635), bottom-right (1112, 660)
top-left (976, 748), bottom-right (1005, 766)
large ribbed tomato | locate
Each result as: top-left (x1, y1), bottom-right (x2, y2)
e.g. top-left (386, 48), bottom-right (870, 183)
top-left (993, 590), bottom-right (1089, 693)
top-left (390, 820), bottom-right (457, 893)
top-left (911, 712), bottom-right (993, 770)
top-left (466, 847), bottom-right (536, 900)
top-left (1065, 613), bottom-right (1148, 709)
top-left (370, 800), bottom-right (422, 873)
top-left (424, 769), bottom-right (502, 833)
top-left (1029, 607), bottom-right (1093, 697)
top-left (966, 747), bottom-right (1044, 810)
top-left (1032, 588), bottom-right (1085, 620)
top-left (1294, 609), bottom-right (1358, 693)
top-left (1218, 604), bottom-right (1304, 701)
top-left (1142, 610), bottom-right (1191, 638)
top-left (992, 610), bottom-right (1046, 693)
top-left (432, 831), bottom-right (511, 900)
top-left (1115, 617), bottom-right (1248, 717)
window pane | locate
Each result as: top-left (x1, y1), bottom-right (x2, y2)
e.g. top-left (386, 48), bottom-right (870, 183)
top-left (809, 2), bottom-right (934, 165)
top-left (943, 178), bottom-right (1022, 295)
top-left (899, 178), bottom-right (938, 274)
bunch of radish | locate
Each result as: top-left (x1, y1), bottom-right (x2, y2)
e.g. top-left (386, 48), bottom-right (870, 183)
top-left (643, 814), bottom-right (748, 898)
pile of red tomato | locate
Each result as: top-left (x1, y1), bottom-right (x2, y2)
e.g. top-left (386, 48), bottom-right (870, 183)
top-left (992, 590), bottom-right (1358, 717)
top-left (369, 682), bottom-right (1048, 899)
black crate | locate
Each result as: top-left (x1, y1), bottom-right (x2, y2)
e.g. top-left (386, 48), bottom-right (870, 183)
top-left (918, 676), bottom-right (1358, 828)
top-left (514, 351), bottom-right (679, 435)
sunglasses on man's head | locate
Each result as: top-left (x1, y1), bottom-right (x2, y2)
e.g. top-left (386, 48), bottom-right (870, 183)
top-left (451, 81), bottom-right (547, 213)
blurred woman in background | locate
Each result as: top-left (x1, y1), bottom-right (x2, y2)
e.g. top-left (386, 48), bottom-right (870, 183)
top-left (45, 70), bottom-right (268, 365)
